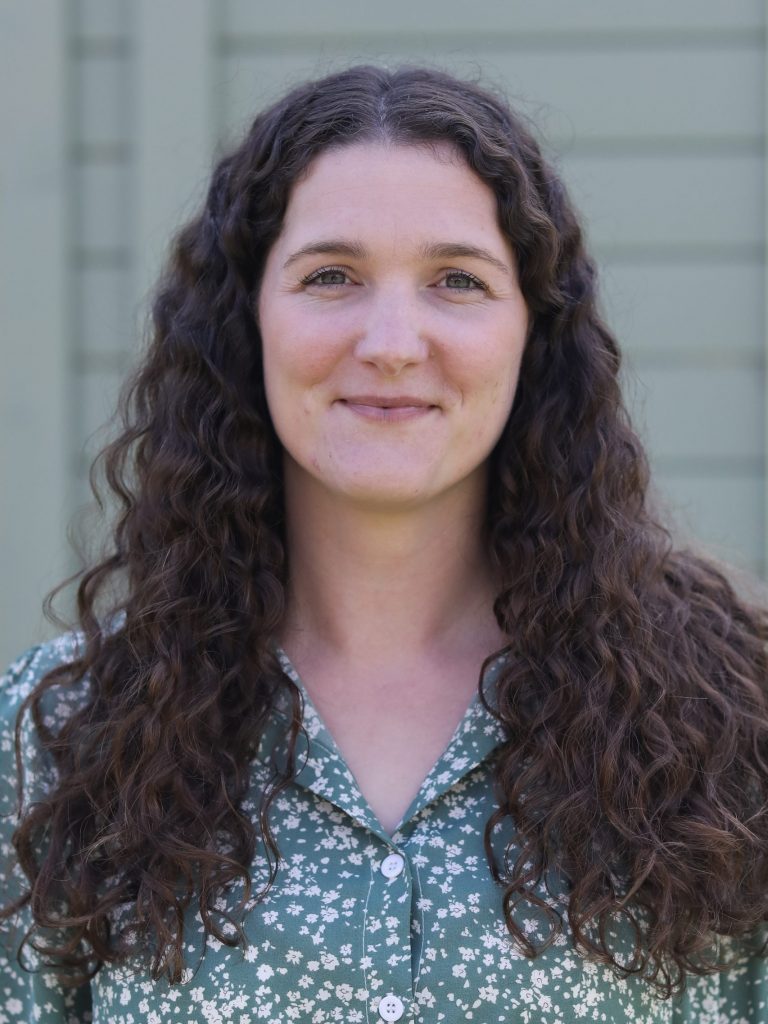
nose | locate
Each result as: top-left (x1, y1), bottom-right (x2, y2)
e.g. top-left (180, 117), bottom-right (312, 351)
top-left (352, 285), bottom-right (431, 376)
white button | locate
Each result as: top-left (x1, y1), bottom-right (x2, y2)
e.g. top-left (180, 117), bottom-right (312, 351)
top-left (380, 853), bottom-right (405, 879)
top-left (378, 993), bottom-right (405, 1021)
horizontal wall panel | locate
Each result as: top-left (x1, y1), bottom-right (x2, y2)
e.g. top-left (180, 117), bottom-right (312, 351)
top-left (75, 159), bottom-right (132, 251)
top-left (75, 52), bottom-right (131, 148)
top-left (74, 0), bottom-right (131, 39)
top-left (600, 260), bottom-right (765, 361)
top-left (222, 0), bottom-right (764, 37)
top-left (652, 471), bottom-right (764, 571)
top-left (625, 365), bottom-right (764, 462)
top-left (562, 153), bottom-right (764, 250)
top-left (76, 266), bottom-right (137, 356)
top-left (497, 47), bottom-right (764, 144)
top-left (218, 46), bottom-right (764, 147)
top-left (218, 49), bottom-right (765, 151)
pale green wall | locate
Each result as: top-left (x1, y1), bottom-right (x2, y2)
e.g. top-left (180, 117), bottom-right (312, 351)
top-left (1, 0), bottom-right (766, 665)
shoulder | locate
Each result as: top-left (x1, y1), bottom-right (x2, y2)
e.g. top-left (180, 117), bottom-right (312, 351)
top-left (0, 632), bottom-right (91, 811)
top-left (1, 630), bottom-right (85, 695)
top-left (0, 631), bottom-right (90, 729)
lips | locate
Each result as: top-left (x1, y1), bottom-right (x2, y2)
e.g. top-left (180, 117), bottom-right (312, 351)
top-left (339, 395), bottom-right (436, 408)
top-left (338, 399), bottom-right (437, 423)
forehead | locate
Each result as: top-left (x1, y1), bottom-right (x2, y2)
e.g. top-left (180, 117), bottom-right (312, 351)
top-left (274, 141), bottom-right (505, 253)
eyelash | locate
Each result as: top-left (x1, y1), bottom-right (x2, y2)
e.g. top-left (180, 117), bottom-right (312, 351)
top-left (299, 265), bottom-right (489, 292)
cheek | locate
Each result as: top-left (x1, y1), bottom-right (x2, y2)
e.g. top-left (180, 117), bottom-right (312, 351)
top-left (486, 323), bottom-right (527, 402)
top-left (449, 339), bottom-right (524, 451)
top-left (490, 362), bottom-right (522, 410)
top-left (262, 318), bottom-right (340, 407)
top-left (452, 338), bottom-right (523, 408)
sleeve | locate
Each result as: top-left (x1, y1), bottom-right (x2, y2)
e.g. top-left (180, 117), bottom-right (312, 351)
top-left (0, 641), bottom-right (93, 1024)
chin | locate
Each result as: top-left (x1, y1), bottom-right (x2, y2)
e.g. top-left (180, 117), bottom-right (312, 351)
top-left (328, 474), bottom-right (439, 508)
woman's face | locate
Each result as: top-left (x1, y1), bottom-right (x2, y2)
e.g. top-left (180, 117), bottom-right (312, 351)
top-left (257, 141), bottom-right (530, 511)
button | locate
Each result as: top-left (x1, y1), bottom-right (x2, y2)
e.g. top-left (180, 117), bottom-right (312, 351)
top-left (380, 853), bottom-right (405, 879)
top-left (378, 993), bottom-right (405, 1021)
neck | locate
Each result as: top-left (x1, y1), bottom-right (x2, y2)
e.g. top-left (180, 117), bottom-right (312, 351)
top-left (278, 459), bottom-right (506, 667)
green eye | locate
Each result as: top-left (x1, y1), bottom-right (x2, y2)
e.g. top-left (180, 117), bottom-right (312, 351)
top-left (301, 266), bottom-right (349, 287)
top-left (443, 270), bottom-right (487, 291)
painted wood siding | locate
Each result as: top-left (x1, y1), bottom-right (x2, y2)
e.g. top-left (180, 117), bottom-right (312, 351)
top-left (1, 0), bottom-right (765, 663)
top-left (1, 1), bottom-right (71, 666)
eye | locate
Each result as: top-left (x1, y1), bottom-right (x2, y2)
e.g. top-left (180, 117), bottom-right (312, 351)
top-left (299, 265), bottom-right (351, 288)
top-left (439, 269), bottom-right (488, 292)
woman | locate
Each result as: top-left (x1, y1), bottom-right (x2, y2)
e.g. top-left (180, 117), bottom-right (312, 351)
top-left (1, 63), bottom-right (767, 1023)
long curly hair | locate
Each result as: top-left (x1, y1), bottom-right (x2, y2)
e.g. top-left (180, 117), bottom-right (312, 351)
top-left (4, 63), bottom-right (768, 999)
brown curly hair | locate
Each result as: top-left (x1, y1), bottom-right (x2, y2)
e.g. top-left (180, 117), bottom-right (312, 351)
top-left (4, 63), bottom-right (768, 999)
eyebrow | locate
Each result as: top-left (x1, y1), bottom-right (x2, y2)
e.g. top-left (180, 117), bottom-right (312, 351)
top-left (282, 238), bottom-right (513, 277)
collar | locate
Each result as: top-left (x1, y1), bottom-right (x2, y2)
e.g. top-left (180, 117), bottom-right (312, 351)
top-left (255, 644), bottom-right (509, 842)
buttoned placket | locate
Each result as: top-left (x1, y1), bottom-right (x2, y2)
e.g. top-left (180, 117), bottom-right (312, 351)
top-left (261, 644), bottom-right (509, 1022)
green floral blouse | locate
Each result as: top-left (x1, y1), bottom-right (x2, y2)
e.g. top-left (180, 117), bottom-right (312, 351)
top-left (1, 633), bottom-right (767, 1023)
